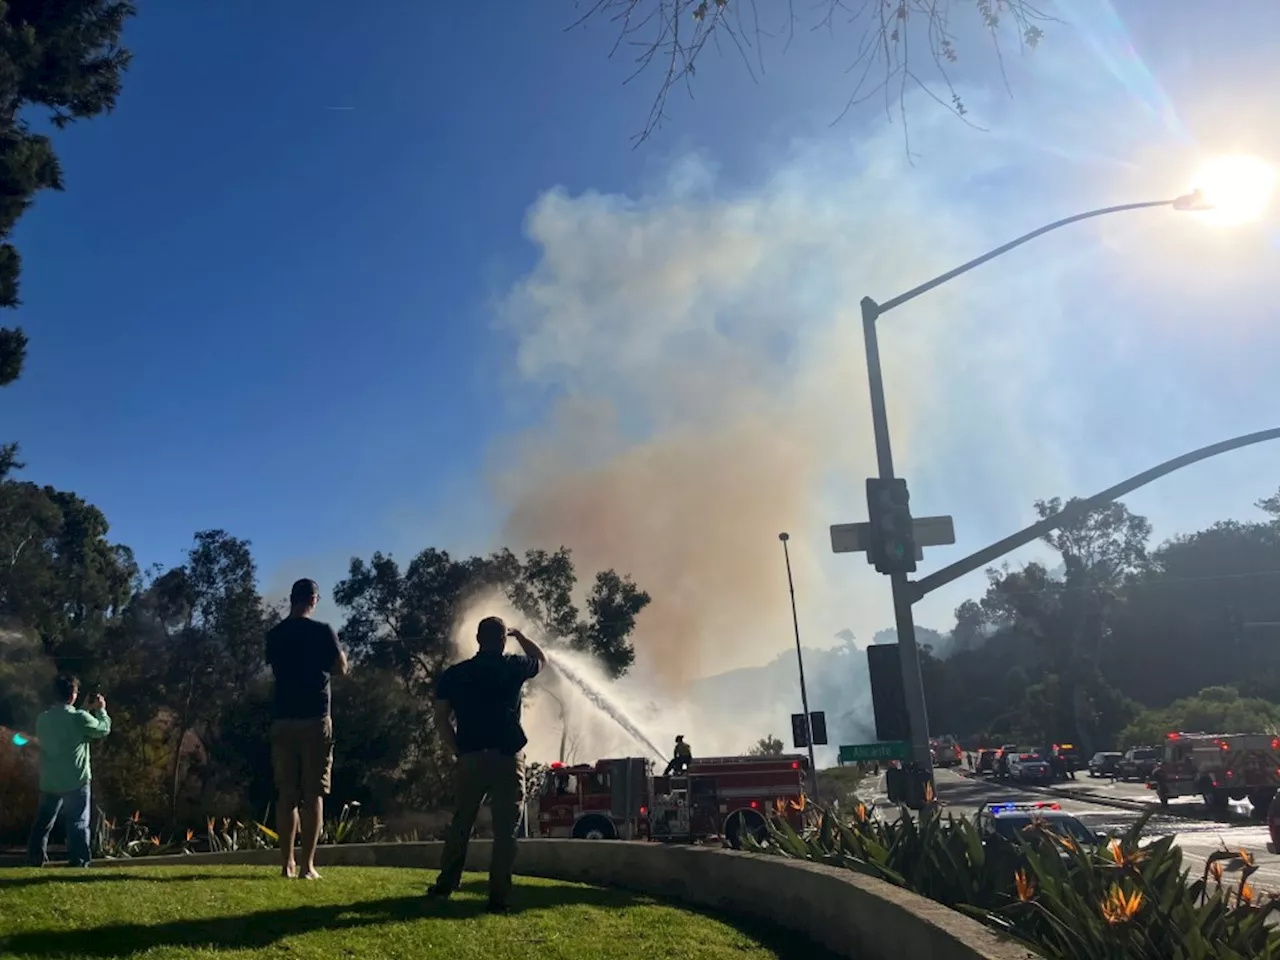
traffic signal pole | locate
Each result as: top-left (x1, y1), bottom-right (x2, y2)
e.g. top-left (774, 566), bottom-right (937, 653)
top-left (861, 296), bottom-right (934, 778)
top-left (852, 198), bottom-right (1206, 792)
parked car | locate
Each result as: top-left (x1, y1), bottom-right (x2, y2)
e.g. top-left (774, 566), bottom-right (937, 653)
top-left (1088, 751), bottom-right (1124, 778)
top-left (977, 749), bottom-right (998, 775)
top-left (1009, 752), bottom-right (1054, 784)
top-left (1117, 747), bottom-right (1161, 782)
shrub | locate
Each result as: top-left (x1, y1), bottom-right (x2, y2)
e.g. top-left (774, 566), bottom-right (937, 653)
top-left (89, 802), bottom-right (385, 859)
top-left (750, 803), bottom-right (1280, 959)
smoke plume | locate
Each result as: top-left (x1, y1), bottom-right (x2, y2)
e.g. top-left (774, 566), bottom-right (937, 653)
top-left (490, 135), bottom-right (1012, 686)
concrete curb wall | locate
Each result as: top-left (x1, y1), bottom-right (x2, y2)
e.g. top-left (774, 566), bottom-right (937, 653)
top-left (99, 840), bottom-right (1040, 960)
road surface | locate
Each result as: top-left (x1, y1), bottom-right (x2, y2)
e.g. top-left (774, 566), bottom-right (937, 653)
top-left (858, 768), bottom-right (1280, 893)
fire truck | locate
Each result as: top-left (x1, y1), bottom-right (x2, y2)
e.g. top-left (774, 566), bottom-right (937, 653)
top-left (1148, 731), bottom-right (1280, 818)
top-left (532, 754), bottom-right (811, 847)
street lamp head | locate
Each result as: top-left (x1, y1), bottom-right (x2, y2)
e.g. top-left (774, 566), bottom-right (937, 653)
top-left (778, 532), bottom-right (790, 542)
top-left (1180, 154), bottom-right (1276, 225)
top-left (1171, 189), bottom-right (1211, 212)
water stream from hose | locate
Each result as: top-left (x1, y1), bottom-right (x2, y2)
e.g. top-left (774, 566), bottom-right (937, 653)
top-left (546, 653), bottom-right (669, 765)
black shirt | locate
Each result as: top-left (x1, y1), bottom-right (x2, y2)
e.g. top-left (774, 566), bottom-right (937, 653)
top-left (265, 617), bottom-right (342, 720)
top-left (435, 652), bottom-right (541, 755)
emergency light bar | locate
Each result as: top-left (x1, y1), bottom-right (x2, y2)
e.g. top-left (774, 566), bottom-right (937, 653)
top-left (988, 802), bottom-right (1061, 814)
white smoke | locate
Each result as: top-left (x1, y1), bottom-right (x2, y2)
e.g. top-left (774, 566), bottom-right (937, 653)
top-left (449, 589), bottom-right (777, 764)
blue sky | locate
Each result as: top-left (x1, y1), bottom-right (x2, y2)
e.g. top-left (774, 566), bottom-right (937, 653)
top-left (6, 1), bottom-right (1279, 678)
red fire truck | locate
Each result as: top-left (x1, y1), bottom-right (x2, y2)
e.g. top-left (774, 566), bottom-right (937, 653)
top-left (1148, 731), bottom-right (1280, 818)
top-left (532, 754), bottom-right (811, 847)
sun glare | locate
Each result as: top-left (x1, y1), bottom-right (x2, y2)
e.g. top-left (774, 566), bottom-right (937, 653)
top-left (1189, 154), bottom-right (1276, 226)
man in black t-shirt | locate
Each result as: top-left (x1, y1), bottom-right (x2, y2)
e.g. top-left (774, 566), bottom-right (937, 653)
top-left (265, 578), bottom-right (348, 879)
top-left (426, 615), bottom-right (546, 911)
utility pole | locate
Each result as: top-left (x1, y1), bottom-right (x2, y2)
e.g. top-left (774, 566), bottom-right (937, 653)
top-left (779, 533), bottom-right (820, 798)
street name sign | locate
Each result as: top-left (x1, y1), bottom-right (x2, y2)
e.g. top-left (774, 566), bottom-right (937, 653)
top-left (830, 515), bottom-right (956, 557)
top-left (838, 741), bottom-right (911, 764)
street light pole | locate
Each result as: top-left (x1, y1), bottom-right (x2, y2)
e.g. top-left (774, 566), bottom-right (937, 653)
top-left (779, 533), bottom-right (820, 798)
top-left (858, 191), bottom-right (1206, 785)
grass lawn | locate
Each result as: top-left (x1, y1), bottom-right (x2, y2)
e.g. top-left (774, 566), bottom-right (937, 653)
top-left (0, 865), bottom-right (840, 959)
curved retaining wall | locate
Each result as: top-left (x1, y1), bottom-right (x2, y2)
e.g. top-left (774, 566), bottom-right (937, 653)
top-left (102, 839), bottom-right (1039, 960)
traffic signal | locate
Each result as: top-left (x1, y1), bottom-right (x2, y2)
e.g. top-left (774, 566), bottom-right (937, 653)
top-left (866, 477), bottom-right (917, 574)
top-left (808, 711), bottom-right (828, 746)
top-left (791, 712), bottom-right (809, 749)
top-left (866, 643), bottom-right (911, 743)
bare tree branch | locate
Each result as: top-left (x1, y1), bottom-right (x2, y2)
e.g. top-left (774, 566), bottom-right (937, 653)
top-left (570, 0), bottom-right (1054, 148)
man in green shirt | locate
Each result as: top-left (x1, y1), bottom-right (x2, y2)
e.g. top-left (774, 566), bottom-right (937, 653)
top-left (27, 674), bottom-right (112, 867)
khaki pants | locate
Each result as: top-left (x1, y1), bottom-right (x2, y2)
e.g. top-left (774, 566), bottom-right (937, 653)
top-left (271, 717), bottom-right (333, 807)
top-left (435, 750), bottom-right (525, 904)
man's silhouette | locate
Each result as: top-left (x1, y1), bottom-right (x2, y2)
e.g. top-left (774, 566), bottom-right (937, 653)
top-left (428, 617), bottom-right (547, 912)
top-left (664, 735), bottom-right (692, 775)
top-left (266, 578), bottom-right (348, 880)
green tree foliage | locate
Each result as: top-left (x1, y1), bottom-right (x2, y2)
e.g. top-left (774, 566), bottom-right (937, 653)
top-left (926, 489), bottom-right (1280, 753)
top-left (0, 1), bottom-right (136, 386)
top-left (748, 734), bottom-right (784, 756)
top-left (1119, 686), bottom-right (1280, 748)
top-left (0, 496), bottom-right (651, 836)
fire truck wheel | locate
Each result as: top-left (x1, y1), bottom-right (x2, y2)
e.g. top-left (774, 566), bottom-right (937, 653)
top-left (1250, 790), bottom-right (1276, 819)
top-left (572, 816), bottom-right (617, 841)
top-left (723, 810), bottom-right (767, 850)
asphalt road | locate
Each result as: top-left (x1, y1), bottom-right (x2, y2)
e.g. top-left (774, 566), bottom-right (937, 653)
top-left (859, 768), bottom-right (1280, 894)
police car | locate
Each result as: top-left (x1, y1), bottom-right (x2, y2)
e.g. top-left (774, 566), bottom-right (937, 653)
top-left (976, 801), bottom-right (1102, 849)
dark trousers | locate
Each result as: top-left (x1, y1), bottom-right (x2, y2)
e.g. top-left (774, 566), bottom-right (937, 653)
top-left (28, 785), bottom-right (92, 867)
top-left (435, 750), bottom-right (525, 904)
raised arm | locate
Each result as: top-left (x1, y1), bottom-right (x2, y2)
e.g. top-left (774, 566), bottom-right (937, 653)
top-left (78, 694), bottom-right (112, 740)
top-left (508, 627), bottom-right (547, 673)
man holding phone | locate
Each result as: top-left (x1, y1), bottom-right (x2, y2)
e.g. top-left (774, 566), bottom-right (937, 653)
top-left (27, 674), bottom-right (111, 867)
top-left (427, 616), bottom-right (547, 912)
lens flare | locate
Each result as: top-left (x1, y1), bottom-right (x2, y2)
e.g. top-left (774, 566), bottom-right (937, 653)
top-left (1189, 154), bottom-right (1276, 226)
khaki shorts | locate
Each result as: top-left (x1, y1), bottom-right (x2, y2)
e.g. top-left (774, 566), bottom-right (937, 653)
top-left (271, 716), bottom-right (333, 806)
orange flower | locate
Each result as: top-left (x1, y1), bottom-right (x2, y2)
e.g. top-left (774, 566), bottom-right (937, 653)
top-left (185, 829), bottom-right (194, 842)
top-left (1052, 832), bottom-right (1078, 853)
top-left (131, 810), bottom-right (140, 823)
top-left (1239, 848), bottom-right (1255, 867)
top-left (854, 802), bottom-right (867, 823)
top-left (1240, 882), bottom-right (1256, 905)
top-left (1210, 862), bottom-right (1224, 883)
top-left (789, 793), bottom-right (807, 812)
top-left (1014, 869), bottom-right (1034, 903)
top-left (774, 797), bottom-right (787, 816)
top-left (1108, 838), bottom-right (1148, 868)
top-left (1101, 886), bottom-right (1143, 925)
top-left (150, 836), bottom-right (161, 846)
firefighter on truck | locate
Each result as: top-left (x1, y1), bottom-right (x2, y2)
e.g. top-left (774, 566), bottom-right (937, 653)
top-left (663, 735), bottom-right (692, 775)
